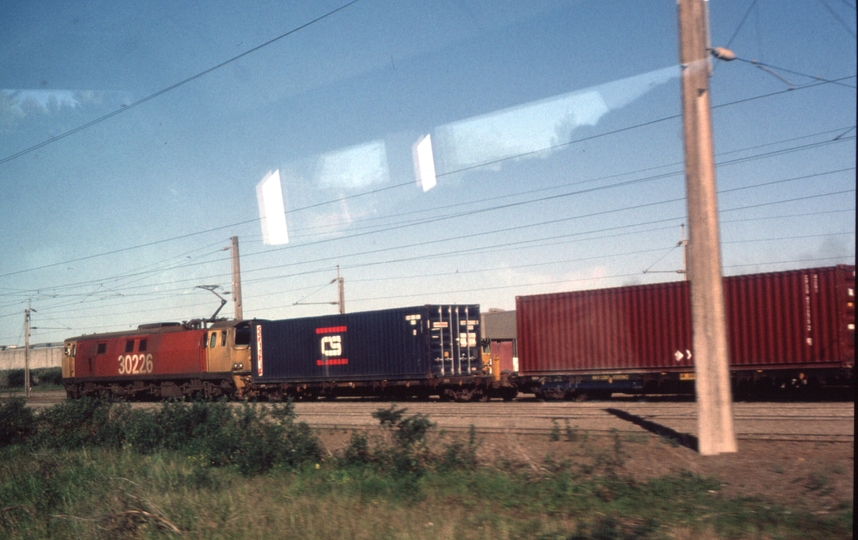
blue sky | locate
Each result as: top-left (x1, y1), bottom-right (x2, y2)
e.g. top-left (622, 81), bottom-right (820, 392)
top-left (1, 0), bottom-right (854, 345)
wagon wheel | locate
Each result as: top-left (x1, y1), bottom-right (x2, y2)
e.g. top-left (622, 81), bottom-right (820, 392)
top-left (451, 388), bottom-right (477, 402)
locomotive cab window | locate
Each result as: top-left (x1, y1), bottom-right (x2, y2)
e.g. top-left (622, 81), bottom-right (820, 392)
top-left (97, 342), bottom-right (107, 355)
top-left (235, 326), bottom-right (250, 347)
top-left (125, 340), bottom-right (134, 353)
top-left (210, 332), bottom-right (218, 349)
top-left (221, 331), bottom-right (227, 347)
top-left (139, 339), bottom-right (147, 352)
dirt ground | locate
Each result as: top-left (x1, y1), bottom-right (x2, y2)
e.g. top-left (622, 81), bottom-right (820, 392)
top-left (315, 428), bottom-right (854, 515)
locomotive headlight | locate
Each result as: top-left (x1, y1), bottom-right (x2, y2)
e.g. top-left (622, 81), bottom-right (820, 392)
top-left (232, 362), bottom-right (245, 371)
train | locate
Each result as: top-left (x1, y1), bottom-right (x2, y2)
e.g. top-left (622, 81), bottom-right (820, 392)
top-left (61, 265), bottom-right (855, 401)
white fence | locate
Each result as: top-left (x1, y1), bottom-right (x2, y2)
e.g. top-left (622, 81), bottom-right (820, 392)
top-left (0, 344), bottom-right (63, 370)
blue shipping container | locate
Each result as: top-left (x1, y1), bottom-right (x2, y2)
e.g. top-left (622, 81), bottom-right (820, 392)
top-left (251, 305), bottom-right (481, 383)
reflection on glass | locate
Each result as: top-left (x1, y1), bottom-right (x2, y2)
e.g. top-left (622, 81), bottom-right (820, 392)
top-left (315, 140), bottom-right (389, 189)
top-left (432, 66), bottom-right (678, 174)
top-left (256, 169), bottom-right (289, 245)
top-left (412, 134), bottom-right (437, 192)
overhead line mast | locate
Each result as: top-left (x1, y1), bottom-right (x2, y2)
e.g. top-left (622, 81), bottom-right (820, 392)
top-left (677, 0), bottom-right (738, 455)
top-left (231, 236), bottom-right (243, 320)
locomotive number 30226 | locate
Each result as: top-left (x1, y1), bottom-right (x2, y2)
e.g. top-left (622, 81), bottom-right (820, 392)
top-left (118, 354), bottom-right (154, 375)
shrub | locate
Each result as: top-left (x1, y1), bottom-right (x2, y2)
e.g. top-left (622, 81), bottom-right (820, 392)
top-left (2, 368), bottom-right (63, 388)
top-left (34, 367), bottom-right (64, 386)
top-left (337, 406), bottom-right (483, 476)
top-left (0, 397), bottom-right (36, 446)
top-left (371, 405), bottom-right (434, 448)
top-left (28, 397), bottom-right (322, 475)
top-left (5, 369), bottom-right (25, 388)
top-left (341, 432), bottom-right (373, 467)
top-left (32, 397), bottom-right (130, 450)
top-left (213, 401), bottom-right (322, 475)
top-left (148, 399), bottom-right (322, 475)
top-left (370, 405), bottom-right (435, 475)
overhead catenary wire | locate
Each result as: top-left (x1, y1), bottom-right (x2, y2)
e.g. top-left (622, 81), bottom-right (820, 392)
top-left (0, 163), bottom-right (844, 334)
top-left (35, 169), bottom-right (854, 309)
top-left (733, 57), bottom-right (857, 89)
top-left (20, 209), bottom-right (854, 332)
top-left (6, 188), bottom-right (852, 331)
top-left (341, 254), bottom-right (855, 305)
top-left (1, 158), bottom-right (851, 320)
top-left (815, 0), bottom-right (857, 38)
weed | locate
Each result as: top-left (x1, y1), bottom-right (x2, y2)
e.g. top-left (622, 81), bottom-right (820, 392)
top-left (564, 419), bottom-right (579, 442)
top-left (441, 425), bottom-right (479, 471)
top-left (805, 472), bottom-right (832, 494)
top-left (611, 429), bottom-right (624, 458)
top-left (658, 434), bottom-right (680, 447)
top-left (549, 419), bottom-right (561, 441)
top-left (623, 432), bottom-right (648, 445)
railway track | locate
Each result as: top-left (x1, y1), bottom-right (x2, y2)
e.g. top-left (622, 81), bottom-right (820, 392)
top-left (289, 400), bottom-right (854, 444)
top-left (13, 391), bottom-right (854, 444)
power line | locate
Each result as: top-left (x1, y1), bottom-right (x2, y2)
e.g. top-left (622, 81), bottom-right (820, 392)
top-left (17, 187), bottom-right (853, 322)
top-left (724, 0), bottom-right (761, 49)
top-left (341, 253), bottom-right (856, 305)
top-left (1, 162), bottom-right (851, 316)
top-left (733, 57), bottom-right (857, 89)
top-left (2, 211), bottom-right (853, 340)
top-left (815, 0), bottom-right (857, 38)
top-left (0, 220), bottom-right (255, 279)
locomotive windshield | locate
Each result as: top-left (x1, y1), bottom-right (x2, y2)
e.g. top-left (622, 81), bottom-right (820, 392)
top-left (235, 326), bottom-right (251, 346)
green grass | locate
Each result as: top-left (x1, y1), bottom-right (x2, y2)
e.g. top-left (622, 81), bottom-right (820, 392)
top-left (0, 398), bottom-right (851, 539)
top-left (0, 446), bottom-right (850, 540)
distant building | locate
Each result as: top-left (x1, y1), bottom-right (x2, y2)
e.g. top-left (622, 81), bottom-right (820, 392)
top-left (481, 310), bottom-right (518, 373)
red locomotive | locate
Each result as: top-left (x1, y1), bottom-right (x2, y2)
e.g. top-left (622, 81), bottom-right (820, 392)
top-left (63, 319), bottom-right (252, 399)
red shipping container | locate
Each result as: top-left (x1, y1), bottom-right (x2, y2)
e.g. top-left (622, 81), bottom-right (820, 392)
top-left (517, 265), bottom-right (855, 375)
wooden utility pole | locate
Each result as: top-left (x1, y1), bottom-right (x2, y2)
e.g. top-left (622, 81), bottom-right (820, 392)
top-left (230, 236), bottom-right (243, 320)
top-left (336, 265), bottom-right (345, 314)
top-left (677, 0), bottom-right (737, 455)
top-left (24, 301), bottom-right (31, 398)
